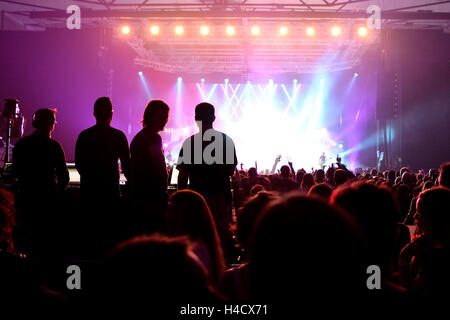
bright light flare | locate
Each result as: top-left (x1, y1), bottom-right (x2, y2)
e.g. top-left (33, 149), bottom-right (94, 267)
top-left (358, 26), bottom-right (368, 37)
top-left (331, 26), bottom-right (341, 37)
top-left (226, 26), bottom-right (235, 36)
top-left (306, 27), bottom-right (315, 37)
top-left (174, 25), bottom-right (184, 35)
top-left (251, 26), bottom-right (260, 36)
top-left (200, 26), bottom-right (209, 36)
top-left (279, 26), bottom-right (288, 36)
top-left (121, 25), bottom-right (131, 35)
top-left (150, 25), bottom-right (160, 35)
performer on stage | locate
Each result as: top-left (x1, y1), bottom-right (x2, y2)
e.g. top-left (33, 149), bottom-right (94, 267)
top-left (319, 152), bottom-right (326, 170)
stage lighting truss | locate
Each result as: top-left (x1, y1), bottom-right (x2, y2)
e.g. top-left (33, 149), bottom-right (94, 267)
top-left (9, 1), bottom-right (450, 74)
top-left (125, 22), bottom-right (378, 74)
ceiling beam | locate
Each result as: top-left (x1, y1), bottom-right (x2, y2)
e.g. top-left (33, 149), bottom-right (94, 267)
top-left (29, 9), bottom-right (450, 20)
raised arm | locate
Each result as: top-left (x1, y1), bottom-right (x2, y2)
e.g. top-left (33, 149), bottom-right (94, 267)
top-left (270, 155), bottom-right (281, 175)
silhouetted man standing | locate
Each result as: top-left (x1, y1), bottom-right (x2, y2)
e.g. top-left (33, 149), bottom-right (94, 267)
top-left (75, 97), bottom-right (130, 201)
top-left (177, 102), bottom-right (237, 261)
top-left (129, 100), bottom-right (170, 232)
top-left (12, 108), bottom-right (69, 258)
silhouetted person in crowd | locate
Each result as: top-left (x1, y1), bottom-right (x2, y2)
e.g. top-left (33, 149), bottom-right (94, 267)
top-left (12, 108), bottom-right (69, 258)
top-left (99, 234), bottom-right (219, 310)
top-left (166, 190), bottom-right (225, 284)
top-left (129, 100), bottom-right (170, 233)
top-left (439, 162), bottom-right (450, 188)
top-left (241, 167), bottom-right (271, 196)
top-left (216, 191), bottom-right (278, 300)
top-left (177, 102), bottom-right (237, 262)
top-left (296, 169), bottom-right (306, 186)
top-left (307, 182), bottom-right (332, 200)
top-left (331, 182), bottom-right (407, 294)
top-left (75, 97), bottom-right (130, 201)
top-left (300, 173), bottom-right (315, 192)
top-left (333, 168), bottom-right (348, 187)
top-left (404, 179), bottom-right (435, 225)
top-left (248, 194), bottom-right (366, 301)
top-left (314, 169), bottom-right (325, 183)
top-left (0, 187), bottom-right (65, 304)
top-left (399, 187), bottom-right (450, 294)
top-left (274, 165), bottom-right (298, 193)
top-left (12, 108), bottom-right (69, 194)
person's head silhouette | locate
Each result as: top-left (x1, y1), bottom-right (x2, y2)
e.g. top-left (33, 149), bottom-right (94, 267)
top-left (94, 97), bottom-right (113, 124)
top-left (32, 108), bottom-right (56, 136)
top-left (280, 165), bottom-right (291, 179)
top-left (195, 102), bottom-right (215, 130)
top-left (439, 162), bottom-right (450, 188)
top-left (142, 100), bottom-right (169, 132)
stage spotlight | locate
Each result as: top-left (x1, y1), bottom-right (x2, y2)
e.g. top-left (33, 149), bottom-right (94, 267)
top-left (177, 77), bottom-right (182, 81)
top-left (138, 71), bottom-right (143, 76)
top-left (226, 26), bottom-right (235, 36)
top-left (174, 25), bottom-right (184, 35)
top-left (200, 26), bottom-right (209, 36)
top-left (201, 78), bottom-right (205, 83)
top-left (224, 78), bottom-right (229, 83)
top-left (150, 25), bottom-right (160, 35)
top-left (306, 27), bottom-right (315, 37)
top-left (121, 25), bottom-right (131, 35)
top-left (251, 26), bottom-right (260, 36)
top-left (354, 73), bottom-right (359, 77)
top-left (331, 26), bottom-right (341, 37)
top-left (279, 26), bottom-right (288, 36)
top-left (358, 26), bottom-right (368, 37)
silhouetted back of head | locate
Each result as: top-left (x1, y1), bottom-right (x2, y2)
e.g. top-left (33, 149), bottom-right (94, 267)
top-left (280, 165), bottom-right (290, 178)
top-left (296, 169), bottom-right (305, 184)
top-left (167, 190), bottom-right (225, 282)
top-left (439, 162), bottom-right (450, 188)
top-left (32, 108), bottom-right (55, 132)
top-left (308, 183), bottom-right (332, 200)
top-left (331, 182), bottom-right (399, 271)
top-left (249, 194), bottom-right (365, 299)
top-left (104, 234), bottom-right (215, 306)
top-left (248, 167), bottom-right (257, 178)
top-left (402, 171), bottom-right (416, 186)
top-left (195, 102), bottom-right (215, 126)
top-left (416, 187), bottom-right (450, 245)
top-left (236, 191), bottom-right (278, 252)
top-left (93, 97), bottom-right (113, 121)
top-left (315, 169), bottom-right (325, 182)
top-left (301, 173), bottom-right (315, 191)
top-left (334, 169), bottom-right (348, 186)
top-left (142, 100), bottom-right (169, 130)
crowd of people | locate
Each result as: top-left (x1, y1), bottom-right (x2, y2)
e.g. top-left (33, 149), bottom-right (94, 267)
top-left (0, 96), bottom-right (449, 309)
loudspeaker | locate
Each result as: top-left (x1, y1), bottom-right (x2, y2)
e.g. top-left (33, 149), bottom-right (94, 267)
top-left (376, 70), bottom-right (399, 120)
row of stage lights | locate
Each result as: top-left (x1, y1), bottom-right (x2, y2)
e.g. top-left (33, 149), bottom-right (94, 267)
top-left (121, 25), bottom-right (369, 38)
